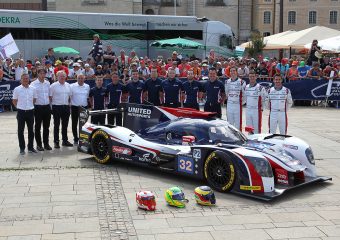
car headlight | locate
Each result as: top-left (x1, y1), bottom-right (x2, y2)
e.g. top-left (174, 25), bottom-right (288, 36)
top-left (305, 147), bottom-right (315, 165)
top-left (246, 156), bottom-right (273, 178)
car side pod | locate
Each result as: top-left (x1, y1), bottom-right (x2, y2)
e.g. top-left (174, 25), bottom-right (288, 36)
top-left (231, 176), bottom-right (332, 201)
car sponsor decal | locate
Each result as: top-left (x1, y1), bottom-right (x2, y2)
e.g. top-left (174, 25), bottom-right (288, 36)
top-left (275, 168), bottom-right (289, 185)
top-left (138, 153), bottom-right (152, 163)
top-left (127, 106), bottom-right (152, 119)
top-left (112, 146), bottom-right (132, 155)
top-left (193, 149), bottom-right (201, 159)
top-left (283, 144), bottom-right (298, 150)
top-left (240, 185), bottom-right (262, 191)
top-left (177, 156), bottom-right (194, 174)
top-left (80, 133), bottom-right (89, 139)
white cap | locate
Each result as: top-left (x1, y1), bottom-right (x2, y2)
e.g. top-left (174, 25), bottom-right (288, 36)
top-left (84, 63), bottom-right (90, 67)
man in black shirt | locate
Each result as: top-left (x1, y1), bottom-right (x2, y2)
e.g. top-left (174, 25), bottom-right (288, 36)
top-left (145, 68), bottom-right (163, 106)
top-left (89, 76), bottom-right (107, 125)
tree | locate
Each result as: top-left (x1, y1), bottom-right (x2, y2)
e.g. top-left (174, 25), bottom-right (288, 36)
top-left (247, 31), bottom-right (266, 59)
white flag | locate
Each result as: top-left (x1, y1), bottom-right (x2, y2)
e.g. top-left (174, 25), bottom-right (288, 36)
top-left (0, 33), bottom-right (19, 59)
top-left (326, 71), bottom-right (334, 97)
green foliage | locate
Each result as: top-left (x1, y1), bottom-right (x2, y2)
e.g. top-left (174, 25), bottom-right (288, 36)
top-left (247, 31), bottom-right (266, 58)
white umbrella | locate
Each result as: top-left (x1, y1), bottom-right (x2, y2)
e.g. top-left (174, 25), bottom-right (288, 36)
top-left (304, 35), bottom-right (340, 52)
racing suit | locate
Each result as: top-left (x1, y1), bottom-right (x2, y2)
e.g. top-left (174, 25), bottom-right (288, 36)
top-left (245, 83), bottom-right (266, 134)
top-left (225, 78), bottom-right (246, 130)
top-left (265, 86), bottom-right (293, 135)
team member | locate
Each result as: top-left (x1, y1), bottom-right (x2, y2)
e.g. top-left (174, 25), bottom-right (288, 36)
top-left (203, 67), bottom-right (225, 118)
top-left (50, 71), bottom-right (73, 148)
top-left (30, 68), bottom-right (52, 151)
top-left (245, 70), bottom-right (266, 134)
top-left (70, 74), bottom-right (90, 145)
top-left (266, 74), bottom-right (293, 135)
top-left (125, 69), bottom-right (145, 104)
top-left (106, 72), bottom-right (127, 126)
top-left (182, 69), bottom-right (202, 110)
top-left (89, 76), bottom-right (107, 125)
top-left (144, 68), bottom-right (163, 106)
top-left (12, 74), bottom-right (37, 154)
top-left (225, 66), bottom-right (246, 130)
top-left (161, 67), bottom-right (182, 108)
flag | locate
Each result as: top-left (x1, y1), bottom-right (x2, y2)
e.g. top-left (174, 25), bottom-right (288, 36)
top-left (0, 33), bottom-right (19, 60)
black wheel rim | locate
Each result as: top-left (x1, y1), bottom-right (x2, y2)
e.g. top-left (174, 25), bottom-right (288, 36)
top-left (208, 156), bottom-right (231, 188)
top-left (92, 135), bottom-right (109, 160)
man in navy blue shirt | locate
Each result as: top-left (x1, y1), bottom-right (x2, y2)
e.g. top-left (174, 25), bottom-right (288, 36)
top-left (203, 67), bottom-right (225, 118)
top-left (182, 69), bottom-right (202, 110)
top-left (145, 68), bottom-right (163, 106)
top-left (89, 76), bottom-right (107, 125)
top-left (125, 69), bottom-right (146, 104)
top-left (105, 72), bottom-right (127, 126)
top-left (161, 67), bottom-right (182, 108)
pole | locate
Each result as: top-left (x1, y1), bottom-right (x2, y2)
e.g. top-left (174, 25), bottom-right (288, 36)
top-left (174, 0), bottom-right (177, 16)
top-left (147, 22), bottom-right (150, 57)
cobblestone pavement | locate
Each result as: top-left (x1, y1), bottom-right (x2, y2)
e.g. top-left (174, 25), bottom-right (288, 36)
top-left (0, 106), bottom-right (339, 239)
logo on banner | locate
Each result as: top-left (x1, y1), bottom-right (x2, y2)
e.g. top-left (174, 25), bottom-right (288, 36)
top-left (127, 106), bottom-right (152, 119)
top-left (311, 81), bottom-right (340, 98)
top-left (0, 84), bottom-right (12, 103)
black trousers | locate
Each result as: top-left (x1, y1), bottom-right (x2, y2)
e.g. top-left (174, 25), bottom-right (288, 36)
top-left (52, 105), bottom-right (70, 143)
top-left (183, 102), bottom-right (199, 110)
top-left (204, 102), bottom-right (222, 118)
top-left (34, 105), bottom-right (51, 147)
top-left (71, 106), bottom-right (88, 142)
top-left (17, 109), bottom-right (34, 150)
top-left (107, 104), bottom-right (122, 126)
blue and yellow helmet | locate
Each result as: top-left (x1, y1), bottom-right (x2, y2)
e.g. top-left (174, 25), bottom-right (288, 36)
top-left (164, 186), bottom-right (188, 208)
top-left (194, 186), bottom-right (216, 206)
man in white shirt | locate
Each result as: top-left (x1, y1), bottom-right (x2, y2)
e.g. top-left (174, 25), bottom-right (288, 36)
top-left (49, 70), bottom-right (73, 148)
top-left (225, 66), bottom-right (246, 130)
top-left (68, 63), bottom-right (84, 79)
top-left (265, 74), bottom-right (293, 135)
top-left (12, 73), bottom-right (37, 155)
top-left (14, 59), bottom-right (28, 81)
top-left (30, 68), bottom-right (52, 151)
top-left (70, 74), bottom-right (90, 144)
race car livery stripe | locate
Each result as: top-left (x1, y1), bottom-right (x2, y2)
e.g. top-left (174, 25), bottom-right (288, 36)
top-left (232, 152), bottom-right (253, 193)
top-left (132, 144), bottom-right (160, 155)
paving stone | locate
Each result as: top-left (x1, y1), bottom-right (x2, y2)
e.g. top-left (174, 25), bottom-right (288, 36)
top-left (317, 211), bottom-right (340, 220)
top-left (218, 214), bottom-right (272, 225)
top-left (167, 216), bottom-right (222, 228)
top-left (41, 233), bottom-right (75, 240)
top-left (7, 235), bottom-right (42, 240)
top-left (265, 227), bottom-right (326, 239)
top-left (303, 220), bottom-right (334, 226)
top-left (269, 212), bottom-right (323, 222)
top-left (244, 223), bottom-right (276, 229)
top-left (133, 219), bottom-right (169, 229)
top-left (155, 232), bottom-right (213, 240)
top-left (318, 226), bottom-right (340, 237)
top-left (211, 229), bottom-right (271, 240)
top-left (138, 235), bottom-right (156, 240)
top-left (0, 224), bottom-right (53, 237)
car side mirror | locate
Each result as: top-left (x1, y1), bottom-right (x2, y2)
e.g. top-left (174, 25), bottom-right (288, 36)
top-left (245, 126), bottom-right (254, 135)
top-left (182, 136), bottom-right (196, 145)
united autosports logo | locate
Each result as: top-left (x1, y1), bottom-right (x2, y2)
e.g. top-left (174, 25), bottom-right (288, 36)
top-left (112, 146), bottom-right (132, 155)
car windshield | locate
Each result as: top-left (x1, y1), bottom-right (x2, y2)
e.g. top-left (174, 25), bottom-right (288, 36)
top-left (209, 125), bottom-right (247, 144)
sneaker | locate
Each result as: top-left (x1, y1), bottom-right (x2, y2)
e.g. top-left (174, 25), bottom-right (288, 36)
top-left (28, 148), bottom-right (38, 153)
top-left (54, 143), bottom-right (60, 149)
top-left (44, 144), bottom-right (52, 151)
top-left (62, 141), bottom-right (73, 147)
top-left (20, 149), bottom-right (25, 155)
top-left (37, 146), bottom-right (44, 151)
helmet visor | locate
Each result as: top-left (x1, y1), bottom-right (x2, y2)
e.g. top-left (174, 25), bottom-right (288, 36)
top-left (142, 196), bottom-right (155, 201)
top-left (172, 192), bottom-right (185, 201)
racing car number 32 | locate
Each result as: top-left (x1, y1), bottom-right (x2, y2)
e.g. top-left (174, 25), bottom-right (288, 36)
top-left (178, 156), bottom-right (194, 174)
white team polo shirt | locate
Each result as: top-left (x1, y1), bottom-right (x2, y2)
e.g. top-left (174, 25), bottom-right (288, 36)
top-left (50, 81), bottom-right (71, 105)
top-left (12, 85), bottom-right (37, 110)
top-left (70, 82), bottom-right (90, 106)
top-left (30, 79), bottom-right (50, 105)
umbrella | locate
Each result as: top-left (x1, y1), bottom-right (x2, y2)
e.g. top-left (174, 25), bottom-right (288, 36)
top-left (304, 35), bottom-right (340, 52)
top-left (53, 46), bottom-right (80, 55)
top-left (150, 37), bottom-right (203, 49)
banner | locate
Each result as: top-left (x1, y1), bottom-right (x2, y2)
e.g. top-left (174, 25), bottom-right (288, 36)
top-left (0, 33), bottom-right (19, 59)
top-left (0, 81), bottom-right (20, 105)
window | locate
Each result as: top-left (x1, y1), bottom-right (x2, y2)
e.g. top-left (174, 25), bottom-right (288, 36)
top-left (161, 0), bottom-right (180, 6)
top-left (81, 0), bottom-right (106, 5)
top-left (288, 11), bottom-right (296, 24)
top-left (206, 0), bottom-right (225, 6)
top-left (309, 11), bottom-right (317, 24)
top-left (330, 11), bottom-right (338, 24)
top-left (263, 11), bottom-right (271, 24)
top-left (263, 32), bottom-right (271, 37)
top-left (220, 34), bottom-right (233, 49)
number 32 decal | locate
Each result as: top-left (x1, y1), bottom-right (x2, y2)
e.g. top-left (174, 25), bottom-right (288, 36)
top-left (178, 156), bottom-right (194, 174)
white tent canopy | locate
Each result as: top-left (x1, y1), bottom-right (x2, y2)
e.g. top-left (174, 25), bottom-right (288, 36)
top-left (239, 30), bottom-right (296, 50)
top-left (304, 35), bottom-right (340, 52)
top-left (273, 26), bottom-right (340, 49)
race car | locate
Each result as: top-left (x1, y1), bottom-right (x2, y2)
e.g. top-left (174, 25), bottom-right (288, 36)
top-left (78, 103), bottom-right (331, 201)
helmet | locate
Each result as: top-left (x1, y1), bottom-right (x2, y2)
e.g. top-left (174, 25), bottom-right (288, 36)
top-left (194, 186), bottom-right (216, 206)
top-left (164, 187), bottom-right (188, 208)
top-left (136, 191), bottom-right (156, 211)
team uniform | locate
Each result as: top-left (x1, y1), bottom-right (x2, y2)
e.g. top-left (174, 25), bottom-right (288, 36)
top-left (106, 82), bottom-right (126, 126)
top-left (144, 78), bottom-right (163, 106)
top-left (126, 80), bottom-right (145, 104)
top-left (161, 78), bottom-right (182, 108)
top-left (182, 80), bottom-right (202, 110)
top-left (266, 86), bottom-right (293, 135)
top-left (203, 80), bottom-right (225, 118)
top-left (245, 83), bottom-right (266, 133)
top-left (89, 86), bottom-right (107, 125)
top-left (225, 78), bottom-right (246, 130)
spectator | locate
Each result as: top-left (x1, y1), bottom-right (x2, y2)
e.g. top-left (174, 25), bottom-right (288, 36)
top-left (68, 63), bottom-right (84, 79)
top-left (171, 61), bottom-right (180, 77)
top-left (320, 56), bottom-right (330, 70)
top-left (2, 58), bottom-right (14, 81)
top-left (53, 60), bottom-right (69, 76)
top-left (256, 61), bottom-right (269, 78)
top-left (45, 60), bottom-right (55, 82)
top-left (138, 60), bottom-right (150, 80)
top-left (89, 34), bottom-right (103, 65)
top-left (192, 60), bottom-right (201, 80)
top-left (201, 63), bottom-right (209, 77)
top-left (89, 76), bottom-right (107, 125)
top-left (102, 63), bottom-right (111, 78)
top-left (171, 51), bottom-right (181, 65)
top-left (237, 60), bottom-right (249, 79)
top-left (94, 65), bottom-right (104, 77)
top-left (249, 59), bottom-right (258, 72)
top-left (14, 59), bottom-right (28, 81)
top-left (178, 58), bottom-right (191, 78)
top-left (216, 62), bottom-right (223, 77)
top-left (0, 68), bottom-right (4, 81)
top-left (144, 68), bottom-right (163, 106)
top-left (159, 65), bottom-right (167, 78)
top-left (165, 58), bottom-right (173, 70)
top-left (307, 39), bottom-right (322, 66)
top-left (117, 49), bottom-right (129, 70)
top-left (120, 68), bottom-right (130, 84)
top-left (45, 48), bottom-right (56, 64)
top-left (128, 50), bottom-right (139, 64)
top-left (12, 73), bottom-right (37, 154)
top-left (70, 74), bottom-right (90, 145)
top-left (83, 63), bottom-right (95, 79)
top-left (103, 45), bottom-right (115, 66)
top-left (276, 58), bottom-right (290, 80)
top-left (297, 61), bottom-right (310, 78)
top-left (307, 62), bottom-right (323, 79)
top-left (29, 66), bottom-right (38, 81)
top-left (286, 61), bottom-right (299, 81)
top-left (224, 60), bottom-right (235, 78)
top-left (49, 71), bottom-right (73, 148)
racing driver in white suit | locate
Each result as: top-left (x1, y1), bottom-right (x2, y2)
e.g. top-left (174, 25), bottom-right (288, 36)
top-left (265, 73), bottom-right (293, 135)
top-left (245, 70), bottom-right (266, 133)
top-left (225, 66), bottom-right (246, 130)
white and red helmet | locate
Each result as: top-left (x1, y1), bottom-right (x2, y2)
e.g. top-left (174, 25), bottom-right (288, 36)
top-left (136, 191), bottom-right (156, 211)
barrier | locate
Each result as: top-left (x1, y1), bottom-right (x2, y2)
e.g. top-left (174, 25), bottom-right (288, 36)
top-left (1, 78), bottom-right (339, 105)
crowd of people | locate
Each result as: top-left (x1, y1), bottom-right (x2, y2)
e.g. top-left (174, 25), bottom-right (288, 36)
top-left (4, 35), bottom-right (340, 154)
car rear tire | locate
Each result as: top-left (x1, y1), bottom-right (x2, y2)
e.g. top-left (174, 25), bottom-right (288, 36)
top-left (204, 151), bottom-right (236, 192)
top-left (91, 130), bottom-right (112, 164)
